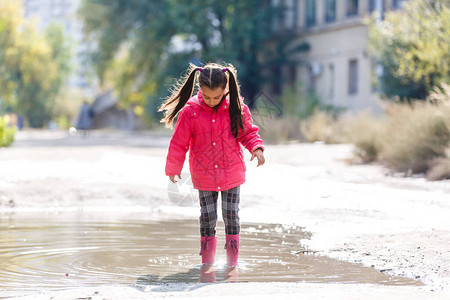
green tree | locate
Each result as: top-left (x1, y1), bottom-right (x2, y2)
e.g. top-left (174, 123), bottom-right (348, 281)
top-left (79, 0), bottom-right (307, 121)
top-left (0, 0), bottom-right (71, 127)
top-left (0, 0), bottom-right (22, 111)
top-left (45, 22), bottom-right (71, 98)
top-left (368, 0), bottom-right (450, 101)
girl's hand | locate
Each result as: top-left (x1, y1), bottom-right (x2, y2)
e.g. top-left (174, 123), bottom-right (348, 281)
top-left (169, 174), bottom-right (181, 183)
top-left (250, 149), bottom-right (265, 167)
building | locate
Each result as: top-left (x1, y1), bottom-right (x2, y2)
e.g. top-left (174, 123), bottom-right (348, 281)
top-left (22, 0), bottom-right (94, 95)
top-left (275, 0), bottom-right (406, 113)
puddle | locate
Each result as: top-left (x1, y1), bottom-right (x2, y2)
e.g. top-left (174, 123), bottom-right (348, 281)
top-left (0, 214), bottom-right (421, 298)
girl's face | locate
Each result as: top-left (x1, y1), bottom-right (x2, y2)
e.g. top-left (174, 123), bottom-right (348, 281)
top-left (201, 86), bottom-right (226, 108)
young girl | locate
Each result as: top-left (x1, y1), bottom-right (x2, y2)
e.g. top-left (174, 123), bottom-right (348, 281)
top-left (159, 63), bottom-right (265, 268)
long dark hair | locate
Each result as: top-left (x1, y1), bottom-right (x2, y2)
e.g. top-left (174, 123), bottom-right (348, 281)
top-left (159, 63), bottom-right (244, 138)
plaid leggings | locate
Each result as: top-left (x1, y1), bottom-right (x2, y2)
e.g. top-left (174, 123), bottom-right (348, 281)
top-left (199, 186), bottom-right (240, 237)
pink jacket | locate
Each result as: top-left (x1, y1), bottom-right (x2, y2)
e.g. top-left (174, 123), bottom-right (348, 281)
top-left (165, 90), bottom-right (265, 191)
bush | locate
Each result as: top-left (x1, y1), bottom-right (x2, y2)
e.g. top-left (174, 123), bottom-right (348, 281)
top-left (300, 110), bottom-right (345, 144)
top-left (258, 117), bottom-right (303, 144)
top-left (296, 83), bottom-right (450, 180)
top-left (427, 157), bottom-right (450, 181)
top-left (339, 111), bottom-right (384, 163)
top-left (379, 102), bottom-right (450, 173)
top-left (340, 84), bottom-right (450, 179)
top-left (274, 83), bottom-right (344, 144)
top-left (0, 116), bottom-right (17, 147)
top-left (279, 85), bottom-right (321, 120)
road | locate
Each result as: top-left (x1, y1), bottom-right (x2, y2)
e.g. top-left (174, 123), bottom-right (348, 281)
top-left (1, 130), bottom-right (449, 299)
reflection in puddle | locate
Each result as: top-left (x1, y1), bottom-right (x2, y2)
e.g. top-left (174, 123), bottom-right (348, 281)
top-left (0, 214), bottom-right (421, 297)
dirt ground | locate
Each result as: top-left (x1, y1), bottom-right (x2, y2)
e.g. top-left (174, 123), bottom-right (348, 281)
top-left (1, 129), bottom-right (450, 299)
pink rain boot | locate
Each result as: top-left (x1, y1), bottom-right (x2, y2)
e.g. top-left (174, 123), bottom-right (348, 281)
top-left (224, 234), bottom-right (239, 267)
top-left (200, 264), bottom-right (216, 283)
top-left (199, 236), bottom-right (217, 265)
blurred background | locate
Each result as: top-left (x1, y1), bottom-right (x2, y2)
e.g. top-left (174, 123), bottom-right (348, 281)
top-left (0, 0), bottom-right (449, 180)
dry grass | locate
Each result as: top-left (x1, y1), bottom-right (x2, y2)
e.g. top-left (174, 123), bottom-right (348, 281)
top-left (302, 98), bottom-right (450, 180)
top-left (260, 110), bottom-right (346, 144)
top-left (256, 84), bottom-right (450, 180)
top-left (338, 111), bottom-right (384, 163)
top-left (258, 117), bottom-right (303, 144)
top-left (379, 102), bottom-right (450, 173)
top-left (427, 156), bottom-right (450, 181)
top-left (300, 110), bottom-right (345, 144)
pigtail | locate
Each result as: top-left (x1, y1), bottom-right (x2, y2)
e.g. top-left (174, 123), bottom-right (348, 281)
top-left (225, 67), bottom-right (245, 138)
top-left (159, 64), bottom-right (201, 128)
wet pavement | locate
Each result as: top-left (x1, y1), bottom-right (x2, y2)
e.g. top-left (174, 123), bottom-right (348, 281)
top-left (0, 213), bottom-right (421, 298)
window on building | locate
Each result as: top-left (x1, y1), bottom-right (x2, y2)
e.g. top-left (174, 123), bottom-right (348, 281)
top-left (271, 0), bottom-right (281, 32)
top-left (306, 0), bottom-right (316, 27)
top-left (348, 59), bottom-right (358, 95)
top-left (372, 62), bottom-right (383, 92)
top-left (328, 63), bottom-right (335, 98)
top-left (392, 0), bottom-right (406, 9)
top-left (324, 0), bottom-right (336, 23)
top-left (346, 0), bottom-right (359, 17)
top-left (368, 0), bottom-right (376, 13)
top-left (289, 65), bottom-right (297, 86)
top-left (307, 64), bottom-right (319, 92)
top-left (283, 0), bottom-right (298, 29)
top-left (368, 0), bottom-right (385, 20)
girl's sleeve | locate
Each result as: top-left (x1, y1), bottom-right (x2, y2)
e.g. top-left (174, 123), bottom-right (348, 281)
top-left (238, 103), bottom-right (265, 154)
top-left (165, 108), bottom-right (192, 176)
